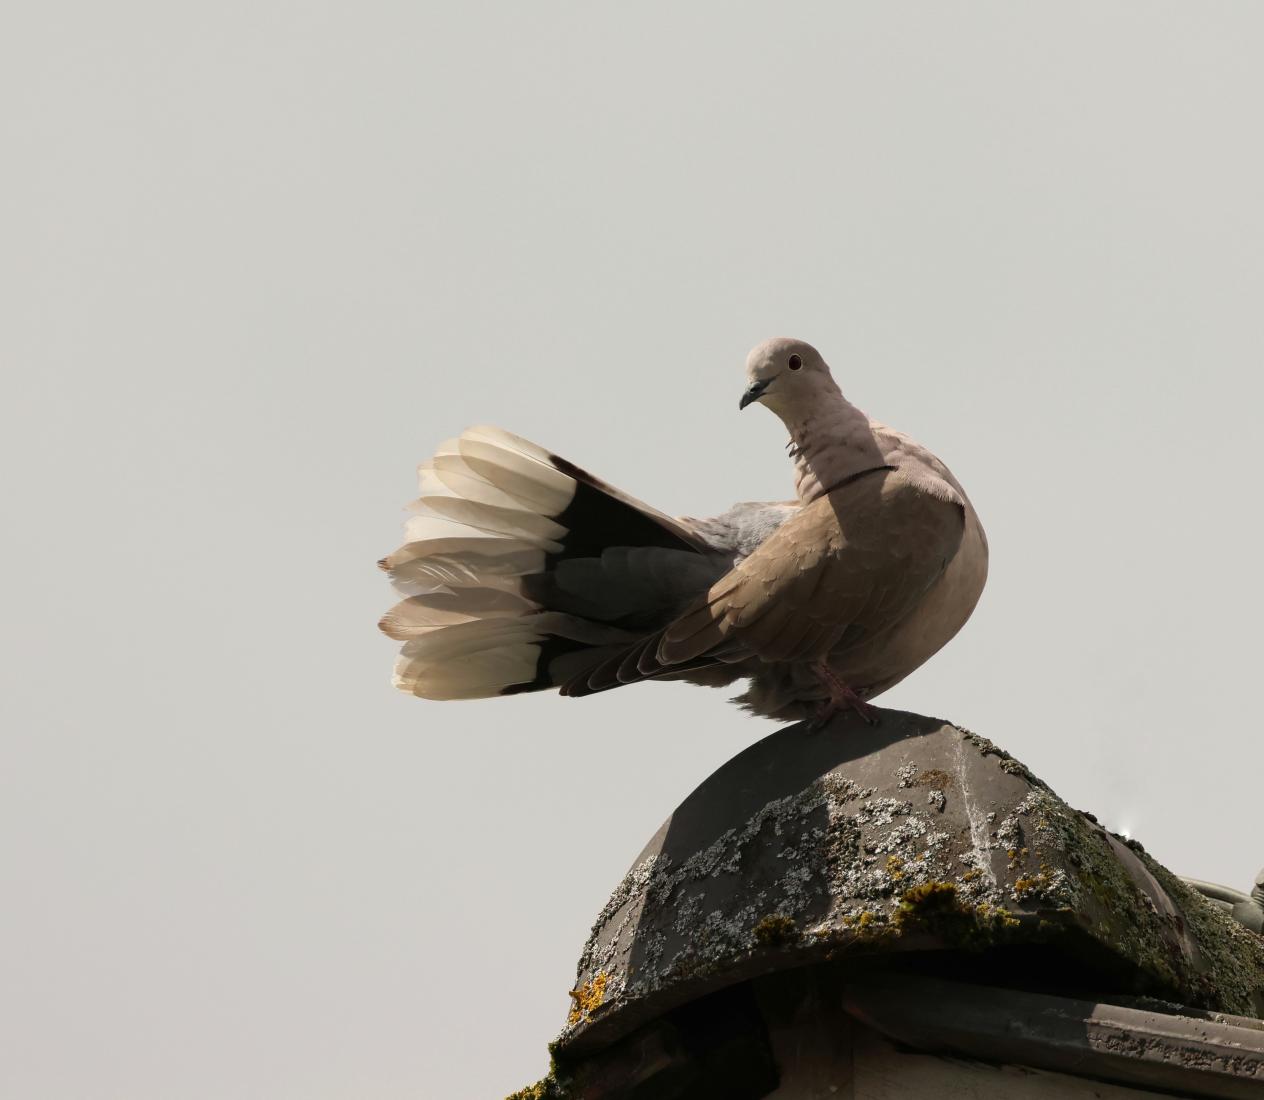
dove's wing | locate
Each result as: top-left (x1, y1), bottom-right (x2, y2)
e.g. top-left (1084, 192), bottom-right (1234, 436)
top-left (659, 466), bottom-right (965, 666)
top-left (561, 466), bottom-right (965, 696)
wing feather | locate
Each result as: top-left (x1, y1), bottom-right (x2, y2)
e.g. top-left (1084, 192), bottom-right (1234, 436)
top-left (659, 468), bottom-right (964, 667)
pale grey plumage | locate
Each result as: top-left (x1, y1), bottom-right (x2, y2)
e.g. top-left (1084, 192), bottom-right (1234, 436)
top-left (684, 501), bottom-right (799, 564)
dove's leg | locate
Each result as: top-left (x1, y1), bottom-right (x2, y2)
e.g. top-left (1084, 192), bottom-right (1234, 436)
top-left (810, 660), bottom-right (878, 727)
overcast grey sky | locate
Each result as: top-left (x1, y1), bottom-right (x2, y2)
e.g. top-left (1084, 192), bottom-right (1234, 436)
top-left (4, 3), bottom-right (1264, 1098)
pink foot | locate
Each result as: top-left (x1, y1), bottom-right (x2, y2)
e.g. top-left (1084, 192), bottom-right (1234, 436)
top-left (810, 661), bottom-right (879, 728)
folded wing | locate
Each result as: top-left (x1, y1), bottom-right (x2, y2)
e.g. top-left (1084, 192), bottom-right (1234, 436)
top-left (563, 467), bottom-right (965, 695)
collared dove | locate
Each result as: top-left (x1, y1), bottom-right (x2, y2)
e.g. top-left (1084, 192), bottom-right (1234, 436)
top-left (379, 338), bottom-right (987, 722)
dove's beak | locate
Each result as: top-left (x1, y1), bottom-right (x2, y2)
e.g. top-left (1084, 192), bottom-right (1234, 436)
top-left (739, 379), bottom-right (770, 410)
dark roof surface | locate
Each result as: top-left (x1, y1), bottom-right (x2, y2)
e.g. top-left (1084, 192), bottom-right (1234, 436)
top-left (558, 709), bottom-right (1264, 1055)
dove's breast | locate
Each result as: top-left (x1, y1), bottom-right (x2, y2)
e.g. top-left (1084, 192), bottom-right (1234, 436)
top-left (838, 497), bottom-right (989, 699)
top-left (732, 472), bottom-right (988, 722)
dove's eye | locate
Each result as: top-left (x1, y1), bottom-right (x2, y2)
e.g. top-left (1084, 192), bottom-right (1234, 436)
top-left (788, 354), bottom-right (803, 371)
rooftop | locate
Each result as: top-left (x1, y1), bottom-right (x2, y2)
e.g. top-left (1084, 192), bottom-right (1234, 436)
top-left (511, 710), bottom-right (1264, 1099)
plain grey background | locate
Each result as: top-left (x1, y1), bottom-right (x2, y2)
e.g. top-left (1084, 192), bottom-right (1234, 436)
top-left (4, 3), bottom-right (1262, 1097)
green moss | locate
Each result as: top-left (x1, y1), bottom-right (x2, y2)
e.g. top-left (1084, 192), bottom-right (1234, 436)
top-left (1140, 854), bottom-right (1264, 1017)
top-left (506, 1045), bottom-right (574, 1100)
top-left (752, 914), bottom-right (799, 947)
top-left (1008, 790), bottom-right (1264, 1015)
top-left (505, 1080), bottom-right (563, 1100)
top-left (1017, 795), bottom-right (1185, 995)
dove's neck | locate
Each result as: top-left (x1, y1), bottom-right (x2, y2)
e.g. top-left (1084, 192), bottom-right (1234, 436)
top-left (785, 395), bottom-right (887, 504)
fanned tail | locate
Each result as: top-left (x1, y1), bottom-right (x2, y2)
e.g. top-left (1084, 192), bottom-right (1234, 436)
top-left (379, 426), bottom-right (723, 700)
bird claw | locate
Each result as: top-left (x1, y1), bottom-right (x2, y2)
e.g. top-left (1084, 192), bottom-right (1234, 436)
top-left (806, 698), bottom-right (880, 732)
top-left (850, 698), bottom-right (880, 726)
top-left (808, 661), bottom-right (879, 730)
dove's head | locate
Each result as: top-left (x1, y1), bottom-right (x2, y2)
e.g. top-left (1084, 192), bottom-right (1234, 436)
top-left (739, 337), bottom-right (839, 417)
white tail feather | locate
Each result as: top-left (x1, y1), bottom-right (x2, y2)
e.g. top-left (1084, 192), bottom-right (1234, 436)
top-left (462, 425), bottom-right (557, 464)
top-left (399, 513), bottom-right (513, 545)
top-left (400, 618), bottom-right (547, 661)
top-left (425, 462), bottom-right (531, 513)
top-left (382, 425), bottom-right (689, 701)
top-left (416, 496), bottom-right (567, 543)
top-left (383, 535), bottom-right (548, 570)
top-left (457, 438), bottom-right (575, 514)
top-left (394, 645), bottom-right (541, 699)
top-left (467, 424), bottom-right (706, 551)
top-left (379, 589), bottom-right (537, 640)
top-left (387, 548), bottom-right (548, 591)
top-left (409, 587), bottom-right (537, 615)
top-left (391, 614), bottom-right (637, 698)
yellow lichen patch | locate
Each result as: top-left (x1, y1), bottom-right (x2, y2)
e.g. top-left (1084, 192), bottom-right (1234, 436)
top-left (891, 882), bottom-right (1023, 947)
top-left (961, 868), bottom-right (980, 882)
top-left (566, 972), bottom-right (608, 1027)
top-left (989, 905), bottom-right (1021, 930)
top-left (912, 768), bottom-right (951, 788)
top-left (893, 881), bottom-right (961, 925)
top-left (885, 855), bottom-right (905, 880)
top-left (841, 909), bottom-right (879, 932)
top-left (972, 900), bottom-right (1019, 929)
top-left (752, 914), bottom-right (798, 947)
top-left (1014, 862), bottom-right (1057, 900)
